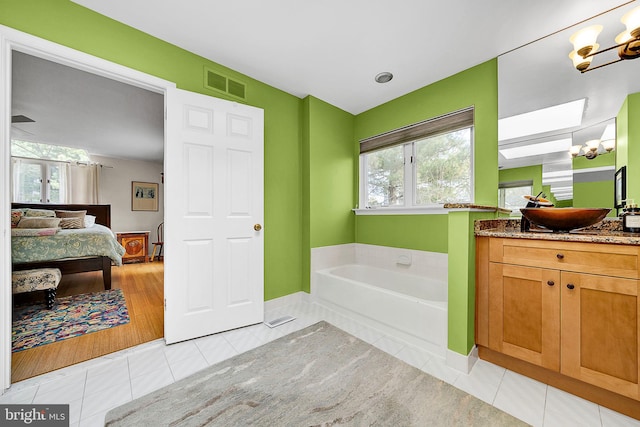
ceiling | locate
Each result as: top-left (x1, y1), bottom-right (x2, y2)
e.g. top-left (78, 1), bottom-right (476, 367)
top-left (11, 51), bottom-right (164, 162)
top-left (11, 0), bottom-right (638, 169)
top-left (71, 0), bottom-right (632, 115)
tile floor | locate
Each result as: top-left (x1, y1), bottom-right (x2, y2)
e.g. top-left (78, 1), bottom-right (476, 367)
top-left (2, 300), bottom-right (640, 427)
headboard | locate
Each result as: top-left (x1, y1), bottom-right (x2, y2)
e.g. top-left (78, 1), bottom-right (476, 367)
top-left (12, 203), bottom-right (111, 228)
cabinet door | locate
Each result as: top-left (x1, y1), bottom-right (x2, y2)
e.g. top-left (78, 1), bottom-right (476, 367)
top-left (489, 263), bottom-right (560, 370)
top-left (561, 272), bottom-right (640, 399)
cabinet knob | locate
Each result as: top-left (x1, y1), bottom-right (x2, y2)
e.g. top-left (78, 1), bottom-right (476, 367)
top-left (547, 280), bottom-right (555, 286)
top-left (254, 224), bottom-right (262, 231)
top-left (567, 283), bottom-right (575, 290)
top-left (556, 253), bottom-right (564, 259)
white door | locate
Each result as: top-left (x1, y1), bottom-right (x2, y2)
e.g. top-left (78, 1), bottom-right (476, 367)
top-left (164, 88), bottom-right (264, 344)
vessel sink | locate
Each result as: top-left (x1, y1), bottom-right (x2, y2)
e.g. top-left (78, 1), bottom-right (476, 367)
top-left (520, 207), bottom-right (611, 232)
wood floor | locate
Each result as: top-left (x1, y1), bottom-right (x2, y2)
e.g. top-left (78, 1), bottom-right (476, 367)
top-left (11, 262), bottom-right (164, 383)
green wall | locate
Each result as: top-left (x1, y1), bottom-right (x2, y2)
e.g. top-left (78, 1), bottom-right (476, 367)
top-left (617, 93), bottom-right (640, 205)
top-left (1, 0), bottom-right (303, 301)
top-left (354, 60), bottom-right (498, 252)
top-left (499, 165), bottom-right (543, 196)
top-left (572, 152), bottom-right (615, 214)
top-left (355, 215), bottom-right (448, 253)
top-left (302, 96), bottom-right (356, 292)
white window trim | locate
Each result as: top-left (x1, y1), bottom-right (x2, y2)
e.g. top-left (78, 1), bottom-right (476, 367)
top-left (357, 126), bottom-right (475, 214)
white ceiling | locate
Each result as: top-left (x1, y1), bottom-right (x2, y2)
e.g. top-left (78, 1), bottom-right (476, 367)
top-left (71, 0), bottom-right (632, 115)
top-left (11, 51), bottom-right (164, 162)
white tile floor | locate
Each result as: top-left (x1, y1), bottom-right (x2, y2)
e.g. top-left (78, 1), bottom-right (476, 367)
top-left (2, 300), bottom-right (640, 427)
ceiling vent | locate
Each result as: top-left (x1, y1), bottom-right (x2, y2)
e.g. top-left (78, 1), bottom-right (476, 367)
top-left (204, 68), bottom-right (246, 100)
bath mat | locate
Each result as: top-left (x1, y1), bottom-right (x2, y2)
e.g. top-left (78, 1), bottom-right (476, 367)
top-left (106, 321), bottom-right (525, 426)
top-left (12, 289), bottom-right (130, 352)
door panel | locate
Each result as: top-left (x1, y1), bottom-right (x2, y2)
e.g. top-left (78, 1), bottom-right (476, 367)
top-left (165, 88), bottom-right (264, 344)
top-left (561, 271), bottom-right (639, 399)
top-left (489, 263), bottom-right (560, 370)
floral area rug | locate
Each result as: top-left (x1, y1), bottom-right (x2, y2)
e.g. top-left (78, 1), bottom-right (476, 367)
top-left (12, 289), bottom-right (130, 352)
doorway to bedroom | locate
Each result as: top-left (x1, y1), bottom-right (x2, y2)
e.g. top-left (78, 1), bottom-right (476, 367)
top-left (9, 51), bottom-right (165, 382)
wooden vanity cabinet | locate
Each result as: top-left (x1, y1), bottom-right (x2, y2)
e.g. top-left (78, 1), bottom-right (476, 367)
top-left (477, 236), bottom-right (640, 414)
top-left (560, 271), bottom-right (640, 399)
top-left (488, 263), bottom-right (560, 370)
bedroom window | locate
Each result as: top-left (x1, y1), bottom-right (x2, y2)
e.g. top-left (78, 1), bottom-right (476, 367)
top-left (359, 108), bottom-right (474, 209)
top-left (10, 140), bottom-right (90, 203)
top-left (12, 158), bottom-right (65, 203)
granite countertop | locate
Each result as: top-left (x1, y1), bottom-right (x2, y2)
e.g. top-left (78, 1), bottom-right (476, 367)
top-left (475, 218), bottom-right (640, 245)
top-left (443, 203), bottom-right (512, 214)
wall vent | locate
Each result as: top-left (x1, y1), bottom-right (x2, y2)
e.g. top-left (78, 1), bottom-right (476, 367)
top-left (204, 67), bottom-right (246, 100)
top-left (227, 79), bottom-right (246, 99)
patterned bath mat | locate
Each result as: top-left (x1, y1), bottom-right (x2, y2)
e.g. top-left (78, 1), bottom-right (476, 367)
top-left (12, 289), bottom-right (130, 352)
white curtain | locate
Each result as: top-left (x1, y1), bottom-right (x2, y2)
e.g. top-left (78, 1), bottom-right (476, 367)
top-left (10, 157), bottom-right (23, 201)
top-left (64, 163), bottom-right (100, 204)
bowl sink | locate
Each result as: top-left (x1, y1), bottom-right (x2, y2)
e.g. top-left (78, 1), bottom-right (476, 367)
top-left (520, 208), bottom-right (611, 232)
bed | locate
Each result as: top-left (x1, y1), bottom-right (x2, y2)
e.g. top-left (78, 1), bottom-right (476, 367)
top-left (11, 203), bottom-right (125, 290)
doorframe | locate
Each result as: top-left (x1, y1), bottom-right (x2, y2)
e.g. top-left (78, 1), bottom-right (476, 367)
top-left (0, 24), bottom-right (176, 393)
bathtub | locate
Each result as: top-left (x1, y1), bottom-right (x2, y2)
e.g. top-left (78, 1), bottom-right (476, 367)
top-left (314, 264), bottom-right (447, 357)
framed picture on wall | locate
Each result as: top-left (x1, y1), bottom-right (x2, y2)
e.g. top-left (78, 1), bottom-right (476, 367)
top-left (614, 166), bottom-right (626, 209)
top-left (132, 181), bottom-right (159, 211)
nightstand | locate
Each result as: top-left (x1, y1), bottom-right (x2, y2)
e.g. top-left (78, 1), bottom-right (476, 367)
top-left (116, 231), bottom-right (149, 264)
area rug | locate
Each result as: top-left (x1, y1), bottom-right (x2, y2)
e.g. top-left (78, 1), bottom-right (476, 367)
top-left (12, 289), bottom-right (130, 352)
top-left (106, 321), bottom-right (525, 426)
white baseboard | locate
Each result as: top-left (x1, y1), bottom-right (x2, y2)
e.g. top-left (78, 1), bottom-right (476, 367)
top-left (264, 291), bottom-right (310, 312)
top-left (446, 346), bottom-right (478, 374)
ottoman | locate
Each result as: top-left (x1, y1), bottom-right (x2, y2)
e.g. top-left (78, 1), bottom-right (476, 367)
top-left (12, 268), bottom-right (62, 309)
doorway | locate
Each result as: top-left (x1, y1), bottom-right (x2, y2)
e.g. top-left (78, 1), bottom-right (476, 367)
top-left (1, 27), bottom-right (176, 390)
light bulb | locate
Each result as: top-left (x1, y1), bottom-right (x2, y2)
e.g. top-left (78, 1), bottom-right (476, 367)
top-left (570, 25), bottom-right (603, 57)
top-left (570, 145), bottom-right (583, 157)
top-left (621, 6), bottom-right (640, 39)
top-left (585, 139), bottom-right (601, 151)
top-left (602, 139), bottom-right (616, 152)
top-left (616, 30), bottom-right (633, 44)
top-left (569, 48), bottom-right (596, 71)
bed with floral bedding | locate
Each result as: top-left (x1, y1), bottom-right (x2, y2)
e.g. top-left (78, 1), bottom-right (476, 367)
top-left (11, 203), bottom-right (124, 290)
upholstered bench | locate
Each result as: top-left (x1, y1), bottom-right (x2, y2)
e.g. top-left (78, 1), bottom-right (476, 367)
top-left (12, 268), bottom-right (62, 309)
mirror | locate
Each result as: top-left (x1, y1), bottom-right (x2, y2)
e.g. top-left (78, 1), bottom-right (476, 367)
top-left (497, 2), bottom-right (640, 207)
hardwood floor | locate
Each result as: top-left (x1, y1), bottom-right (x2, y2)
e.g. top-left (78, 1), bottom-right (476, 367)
top-left (11, 262), bottom-right (164, 383)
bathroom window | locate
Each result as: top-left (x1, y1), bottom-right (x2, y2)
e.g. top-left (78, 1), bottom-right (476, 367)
top-left (498, 181), bottom-right (533, 214)
top-left (359, 108), bottom-right (474, 209)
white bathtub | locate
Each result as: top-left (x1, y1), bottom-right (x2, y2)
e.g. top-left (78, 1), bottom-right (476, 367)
top-left (314, 264), bottom-right (447, 357)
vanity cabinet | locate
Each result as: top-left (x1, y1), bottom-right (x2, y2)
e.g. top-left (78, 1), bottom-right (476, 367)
top-left (477, 236), bottom-right (640, 414)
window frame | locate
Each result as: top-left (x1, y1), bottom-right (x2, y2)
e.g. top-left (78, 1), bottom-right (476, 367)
top-left (358, 124), bottom-right (475, 211)
top-left (11, 158), bottom-right (66, 204)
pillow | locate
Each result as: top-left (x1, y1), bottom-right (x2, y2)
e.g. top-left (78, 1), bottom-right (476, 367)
top-left (55, 210), bottom-right (87, 221)
top-left (59, 217), bottom-right (85, 229)
top-left (17, 217), bottom-right (61, 229)
top-left (11, 209), bottom-right (23, 228)
top-left (84, 215), bottom-right (97, 228)
top-left (24, 209), bottom-right (56, 218)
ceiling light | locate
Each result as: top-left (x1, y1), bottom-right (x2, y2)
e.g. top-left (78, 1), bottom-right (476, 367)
top-left (499, 138), bottom-right (572, 160)
top-left (569, 138), bottom-right (615, 159)
top-left (602, 139), bottom-right (616, 151)
top-left (498, 100), bottom-right (584, 141)
top-left (375, 72), bottom-right (393, 83)
top-left (569, 6), bottom-right (640, 73)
